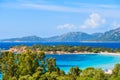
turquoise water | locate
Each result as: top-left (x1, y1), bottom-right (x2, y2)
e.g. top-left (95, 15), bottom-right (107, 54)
top-left (0, 74), bottom-right (2, 80)
top-left (46, 54), bottom-right (120, 72)
top-left (1, 54), bottom-right (120, 79)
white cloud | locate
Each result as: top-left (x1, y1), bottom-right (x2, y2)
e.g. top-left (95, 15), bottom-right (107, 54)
top-left (72, 2), bottom-right (120, 9)
top-left (21, 3), bottom-right (90, 13)
top-left (81, 13), bottom-right (106, 29)
top-left (57, 13), bottom-right (106, 30)
top-left (1, 2), bottom-right (120, 18)
top-left (57, 24), bottom-right (76, 29)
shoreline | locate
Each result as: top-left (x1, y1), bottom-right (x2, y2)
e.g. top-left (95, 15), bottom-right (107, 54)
top-left (45, 51), bottom-right (120, 56)
top-left (4, 49), bottom-right (120, 75)
top-left (7, 47), bottom-right (120, 55)
top-left (99, 52), bottom-right (120, 56)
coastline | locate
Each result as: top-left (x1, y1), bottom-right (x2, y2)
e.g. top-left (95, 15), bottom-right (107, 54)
top-left (7, 47), bottom-right (120, 55)
top-left (45, 51), bottom-right (117, 74)
top-left (4, 48), bottom-right (120, 75)
top-left (99, 52), bottom-right (120, 56)
top-left (45, 51), bottom-right (120, 56)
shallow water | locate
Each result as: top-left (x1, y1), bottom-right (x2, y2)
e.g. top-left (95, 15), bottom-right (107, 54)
top-left (1, 54), bottom-right (120, 79)
top-left (0, 74), bottom-right (2, 80)
top-left (46, 54), bottom-right (120, 73)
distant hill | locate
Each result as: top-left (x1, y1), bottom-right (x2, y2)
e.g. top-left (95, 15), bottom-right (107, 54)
top-left (46, 32), bottom-right (93, 42)
top-left (1, 27), bottom-right (120, 42)
top-left (1, 36), bottom-right (45, 42)
top-left (98, 27), bottom-right (120, 41)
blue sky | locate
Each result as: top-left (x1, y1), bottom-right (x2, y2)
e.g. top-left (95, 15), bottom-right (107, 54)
top-left (0, 0), bottom-right (120, 39)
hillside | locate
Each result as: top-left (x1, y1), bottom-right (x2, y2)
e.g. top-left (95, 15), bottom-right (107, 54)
top-left (1, 36), bottom-right (45, 42)
top-left (1, 27), bottom-right (120, 42)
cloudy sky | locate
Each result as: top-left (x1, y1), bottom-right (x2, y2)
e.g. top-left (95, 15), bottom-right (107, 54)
top-left (0, 0), bottom-right (120, 39)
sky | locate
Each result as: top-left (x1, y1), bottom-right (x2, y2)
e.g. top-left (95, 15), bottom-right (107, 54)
top-left (0, 0), bottom-right (120, 39)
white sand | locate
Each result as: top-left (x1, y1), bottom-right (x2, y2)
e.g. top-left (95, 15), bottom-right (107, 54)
top-left (104, 69), bottom-right (112, 74)
top-left (99, 52), bottom-right (120, 56)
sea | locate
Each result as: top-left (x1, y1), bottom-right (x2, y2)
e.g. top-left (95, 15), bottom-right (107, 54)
top-left (0, 42), bottom-right (120, 78)
top-left (46, 54), bottom-right (120, 73)
top-left (0, 74), bottom-right (1, 80)
top-left (0, 42), bottom-right (120, 50)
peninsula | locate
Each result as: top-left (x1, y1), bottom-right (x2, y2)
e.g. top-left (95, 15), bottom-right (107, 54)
top-left (8, 45), bottom-right (120, 54)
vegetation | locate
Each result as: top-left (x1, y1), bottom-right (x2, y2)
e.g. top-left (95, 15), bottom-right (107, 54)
top-left (11, 45), bottom-right (120, 53)
top-left (1, 51), bottom-right (120, 80)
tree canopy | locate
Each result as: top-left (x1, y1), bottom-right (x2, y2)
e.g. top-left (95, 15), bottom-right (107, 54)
top-left (0, 50), bottom-right (120, 80)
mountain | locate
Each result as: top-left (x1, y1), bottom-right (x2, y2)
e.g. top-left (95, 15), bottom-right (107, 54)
top-left (1, 27), bottom-right (120, 42)
top-left (91, 33), bottom-right (103, 40)
top-left (98, 27), bottom-right (120, 41)
top-left (1, 36), bottom-right (45, 42)
top-left (46, 32), bottom-right (92, 42)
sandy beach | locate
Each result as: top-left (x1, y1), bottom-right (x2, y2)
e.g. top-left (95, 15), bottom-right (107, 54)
top-left (99, 52), bottom-right (120, 56)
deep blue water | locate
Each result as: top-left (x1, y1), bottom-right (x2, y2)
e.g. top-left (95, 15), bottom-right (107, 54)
top-left (46, 54), bottom-right (120, 73)
top-left (0, 42), bottom-right (120, 50)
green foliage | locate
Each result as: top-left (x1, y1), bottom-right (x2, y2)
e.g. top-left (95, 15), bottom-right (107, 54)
top-left (12, 45), bottom-right (119, 54)
top-left (0, 51), bottom-right (60, 80)
top-left (81, 68), bottom-right (106, 80)
top-left (115, 48), bottom-right (120, 53)
top-left (110, 64), bottom-right (120, 80)
top-left (18, 75), bottom-right (33, 80)
top-left (46, 58), bottom-right (57, 73)
top-left (68, 67), bottom-right (82, 76)
top-left (1, 50), bottom-right (120, 80)
top-left (110, 76), bottom-right (120, 80)
top-left (1, 52), bottom-right (17, 79)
